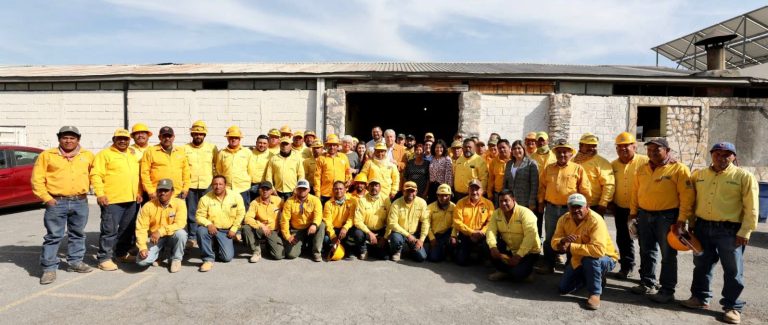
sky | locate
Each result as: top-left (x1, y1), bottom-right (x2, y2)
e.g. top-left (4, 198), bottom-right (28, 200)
top-left (0, 0), bottom-right (765, 68)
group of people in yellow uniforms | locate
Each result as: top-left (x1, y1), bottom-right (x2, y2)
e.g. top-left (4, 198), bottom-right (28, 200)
top-left (31, 122), bottom-right (758, 323)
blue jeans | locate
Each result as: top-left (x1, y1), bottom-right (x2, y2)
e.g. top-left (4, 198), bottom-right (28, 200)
top-left (455, 233), bottom-right (489, 266)
top-left (40, 198), bottom-right (89, 271)
top-left (426, 231), bottom-right (452, 262)
top-left (350, 227), bottom-right (388, 259)
top-left (637, 209), bottom-right (678, 294)
top-left (97, 202), bottom-right (137, 262)
top-left (185, 188), bottom-right (209, 241)
top-left (389, 232), bottom-right (427, 262)
top-left (196, 227), bottom-right (235, 262)
top-left (239, 190), bottom-right (250, 211)
top-left (690, 220), bottom-right (746, 311)
top-left (136, 230), bottom-right (187, 266)
top-left (323, 227), bottom-right (355, 256)
top-left (543, 203), bottom-right (569, 267)
top-left (559, 256), bottom-right (616, 296)
top-left (492, 239), bottom-right (537, 280)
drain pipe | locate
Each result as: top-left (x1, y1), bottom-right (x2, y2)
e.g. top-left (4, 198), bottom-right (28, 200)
top-left (123, 81), bottom-right (129, 129)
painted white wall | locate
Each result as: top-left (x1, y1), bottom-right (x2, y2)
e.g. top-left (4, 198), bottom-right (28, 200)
top-left (568, 95), bottom-right (630, 160)
top-left (479, 94), bottom-right (549, 141)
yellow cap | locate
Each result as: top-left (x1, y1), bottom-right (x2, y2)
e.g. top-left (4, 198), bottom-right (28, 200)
top-left (280, 136), bottom-right (291, 144)
top-left (225, 126), bottom-right (243, 138)
top-left (131, 123), bottom-right (153, 137)
top-left (536, 131), bottom-right (549, 140)
top-left (436, 183), bottom-right (452, 195)
top-left (374, 142), bottom-right (386, 151)
top-left (368, 177), bottom-right (382, 184)
top-left (579, 133), bottom-right (599, 145)
top-left (190, 120), bottom-right (208, 134)
top-left (403, 181), bottom-right (418, 191)
top-left (293, 130), bottom-right (304, 138)
top-left (615, 132), bottom-right (636, 145)
top-left (525, 132), bottom-right (537, 140)
top-left (424, 132), bottom-right (435, 139)
top-left (451, 140), bottom-right (462, 148)
top-left (551, 139), bottom-right (575, 152)
top-left (354, 173), bottom-right (368, 183)
top-left (279, 125), bottom-right (292, 134)
top-left (305, 130), bottom-right (316, 137)
top-left (268, 128), bottom-right (280, 137)
top-left (113, 128), bottom-right (131, 138)
top-left (325, 134), bottom-right (340, 145)
top-left (310, 139), bottom-right (323, 148)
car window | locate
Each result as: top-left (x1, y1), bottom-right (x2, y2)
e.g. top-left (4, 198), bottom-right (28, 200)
top-left (14, 150), bottom-right (39, 167)
top-left (0, 151), bottom-right (7, 169)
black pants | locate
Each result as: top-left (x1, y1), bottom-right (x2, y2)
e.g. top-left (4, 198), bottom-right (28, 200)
top-left (613, 206), bottom-right (635, 271)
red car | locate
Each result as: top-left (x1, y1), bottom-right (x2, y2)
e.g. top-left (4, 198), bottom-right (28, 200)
top-left (0, 146), bottom-right (44, 208)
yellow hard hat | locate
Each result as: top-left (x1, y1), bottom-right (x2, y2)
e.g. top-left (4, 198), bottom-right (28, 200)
top-left (131, 123), bottom-right (153, 137)
top-left (525, 132), bottom-right (537, 140)
top-left (311, 139), bottom-right (323, 148)
top-left (268, 128), bottom-right (280, 137)
top-left (293, 130), bottom-right (304, 138)
top-left (374, 142), bottom-right (386, 151)
top-left (354, 173), bottom-right (368, 183)
top-left (225, 126), bottom-right (243, 138)
top-left (279, 125), bottom-right (292, 134)
top-left (579, 133), bottom-right (599, 145)
top-left (325, 134), bottom-right (340, 145)
top-left (190, 120), bottom-right (208, 134)
top-left (326, 242), bottom-right (345, 261)
top-left (305, 130), bottom-right (316, 137)
top-left (113, 128), bottom-right (131, 138)
top-left (615, 132), bottom-right (636, 145)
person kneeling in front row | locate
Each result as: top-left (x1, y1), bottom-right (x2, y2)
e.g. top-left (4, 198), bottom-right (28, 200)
top-left (135, 179), bottom-right (188, 273)
top-left (486, 189), bottom-right (540, 282)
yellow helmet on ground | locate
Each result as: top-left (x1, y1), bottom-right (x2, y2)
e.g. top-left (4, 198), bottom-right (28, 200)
top-left (327, 242), bottom-right (345, 261)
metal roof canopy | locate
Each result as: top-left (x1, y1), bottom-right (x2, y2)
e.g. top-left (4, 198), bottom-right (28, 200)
top-left (652, 6), bottom-right (768, 70)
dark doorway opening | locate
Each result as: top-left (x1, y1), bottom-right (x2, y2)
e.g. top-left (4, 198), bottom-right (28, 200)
top-left (345, 92), bottom-right (460, 144)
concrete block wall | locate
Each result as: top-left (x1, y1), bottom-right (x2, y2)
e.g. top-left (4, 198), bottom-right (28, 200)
top-left (0, 91), bottom-right (124, 151)
top-left (568, 95), bottom-right (629, 160)
top-left (479, 94), bottom-right (549, 141)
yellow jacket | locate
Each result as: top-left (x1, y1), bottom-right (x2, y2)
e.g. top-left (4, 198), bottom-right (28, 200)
top-left (280, 194), bottom-right (323, 238)
top-left (427, 201), bottom-right (455, 240)
top-left (453, 154), bottom-right (489, 194)
top-left (630, 161), bottom-right (694, 221)
top-left (532, 150), bottom-right (556, 174)
top-left (575, 155), bottom-right (615, 207)
top-left (303, 157), bottom-right (318, 189)
top-left (453, 196), bottom-right (495, 236)
top-left (140, 145), bottom-right (190, 194)
top-left (244, 195), bottom-right (282, 230)
top-left (184, 142), bottom-right (217, 190)
top-left (487, 156), bottom-right (511, 194)
top-left (315, 153), bottom-right (351, 197)
top-left (135, 197), bottom-right (187, 251)
top-left (552, 209), bottom-right (619, 269)
top-left (195, 190), bottom-right (246, 232)
top-left (353, 194), bottom-right (391, 234)
top-left (215, 146), bottom-right (255, 193)
top-left (129, 144), bottom-right (150, 161)
top-left (265, 152), bottom-right (305, 193)
top-left (690, 164), bottom-right (759, 239)
top-left (538, 161), bottom-right (591, 206)
top-left (323, 198), bottom-right (354, 239)
top-left (611, 154), bottom-right (649, 208)
top-left (360, 159), bottom-right (400, 198)
top-left (250, 149), bottom-right (273, 184)
top-left (386, 196), bottom-right (429, 241)
top-left (486, 205), bottom-right (541, 256)
top-left (31, 147), bottom-right (94, 202)
top-left (90, 146), bottom-right (141, 204)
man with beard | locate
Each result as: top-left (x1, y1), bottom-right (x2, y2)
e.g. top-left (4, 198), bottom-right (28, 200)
top-left (266, 137), bottom-right (305, 201)
top-left (573, 133), bottom-right (615, 217)
top-left (183, 120), bottom-right (217, 248)
top-left (524, 132), bottom-right (538, 156)
top-left (365, 126), bottom-right (384, 157)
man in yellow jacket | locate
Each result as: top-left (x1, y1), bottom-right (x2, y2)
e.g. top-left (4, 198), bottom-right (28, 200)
top-left (487, 189), bottom-right (541, 282)
top-left (216, 126), bottom-right (256, 205)
top-left (266, 136), bottom-right (305, 201)
top-left (452, 179), bottom-right (495, 266)
top-left (315, 134), bottom-right (351, 204)
top-left (140, 126), bottom-right (190, 200)
top-left (453, 139), bottom-right (489, 202)
top-left (351, 178), bottom-right (392, 260)
top-left (281, 179), bottom-right (325, 262)
top-left (242, 181), bottom-right (284, 262)
top-left (195, 175), bottom-right (246, 272)
top-left (250, 134), bottom-right (273, 202)
top-left (267, 128), bottom-right (281, 155)
top-left (532, 131), bottom-right (556, 173)
top-left (135, 179), bottom-right (187, 273)
top-left (183, 120), bottom-right (217, 248)
top-left (90, 128), bottom-right (142, 272)
top-left (426, 184), bottom-right (455, 262)
top-left (129, 123), bottom-right (152, 160)
top-left (553, 193), bottom-right (619, 310)
top-left (33, 126), bottom-right (95, 285)
top-left (573, 133), bottom-right (615, 216)
top-left (360, 143), bottom-right (400, 200)
top-left (303, 139), bottom-right (323, 194)
top-left (387, 181), bottom-right (429, 262)
top-left (322, 180), bottom-right (356, 259)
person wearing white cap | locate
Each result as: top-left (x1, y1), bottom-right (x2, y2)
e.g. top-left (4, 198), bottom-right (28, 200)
top-left (553, 193), bottom-right (618, 310)
top-left (280, 179), bottom-right (326, 262)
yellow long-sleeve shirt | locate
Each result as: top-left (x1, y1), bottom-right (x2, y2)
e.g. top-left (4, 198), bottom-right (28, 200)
top-left (129, 143), bottom-right (150, 161)
top-left (360, 159), bottom-right (400, 198)
top-left (452, 196), bottom-right (495, 236)
top-left (576, 155), bottom-right (615, 207)
top-left (323, 198), bottom-right (354, 239)
top-left (487, 156), bottom-right (511, 194)
top-left (215, 146), bottom-right (255, 193)
top-left (250, 149), bottom-right (273, 184)
top-left (552, 209), bottom-right (619, 269)
top-left (532, 150), bottom-right (556, 174)
top-left (244, 195), bottom-right (282, 230)
top-left (315, 153), bottom-right (351, 197)
top-left (486, 205), bottom-right (541, 256)
top-left (353, 194), bottom-right (391, 234)
top-left (538, 161), bottom-right (591, 206)
top-left (135, 197), bottom-right (187, 251)
top-left (630, 161), bottom-right (694, 221)
top-left (195, 190), bottom-right (246, 232)
top-left (280, 194), bottom-right (323, 238)
top-left (31, 147), bottom-right (94, 203)
top-left (611, 154), bottom-right (649, 208)
top-left (386, 196), bottom-right (429, 241)
top-left (90, 146), bottom-right (140, 204)
top-left (140, 145), bottom-right (190, 194)
top-left (690, 164), bottom-right (759, 239)
top-left (184, 142), bottom-right (217, 190)
top-left (453, 154), bottom-right (489, 194)
top-left (303, 157), bottom-right (318, 189)
top-left (265, 152), bottom-right (305, 193)
top-left (427, 201), bottom-right (455, 240)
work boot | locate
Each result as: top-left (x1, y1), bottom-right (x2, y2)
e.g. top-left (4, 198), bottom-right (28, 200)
top-left (186, 239), bottom-right (198, 249)
top-left (391, 251), bottom-right (401, 262)
top-left (98, 260), bottom-right (118, 271)
top-left (723, 309), bottom-right (741, 324)
top-left (614, 268), bottom-right (631, 279)
top-left (67, 262), bottom-right (93, 273)
top-left (586, 295), bottom-right (601, 310)
top-left (649, 292), bottom-right (675, 304)
top-left (312, 253), bottom-right (323, 262)
top-left (249, 251), bottom-right (261, 263)
top-left (169, 260), bottom-right (181, 273)
top-left (40, 271), bottom-right (56, 285)
top-left (680, 296), bottom-right (709, 309)
top-left (488, 271), bottom-right (509, 282)
top-left (117, 253), bottom-right (136, 263)
top-left (199, 261), bottom-right (213, 272)
top-left (630, 284), bottom-right (657, 295)
top-left (360, 251), bottom-right (368, 261)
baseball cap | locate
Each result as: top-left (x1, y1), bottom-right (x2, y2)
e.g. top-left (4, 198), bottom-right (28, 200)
top-left (368, 177), bottom-right (381, 185)
top-left (451, 140), bottom-right (462, 148)
top-left (259, 181), bottom-right (273, 189)
top-left (551, 139), bottom-right (575, 152)
top-left (57, 126), bottom-right (81, 137)
top-left (406, 134), bottom-right (415, 140)
top-left (268, 128), bottom-right (280, 137)
top-left (487, 138), bottom-right (498, 146)
top-left (424, 132), bottom-right (435, 139)
top-left (159, 126), bottom-right (174, 136)
top-left (567, 193), bottom-right (587, 207)
top-left (525, 132), bottom-right (537, 140)
top-left (436, 183), bottom-right (452, 195)
top-left (157, 178), bottom-right (174, 191)
top-left (113, 128), bottom-right (131, 138)
top-left (710, 141), bottom-right (736, 154)
top-left (397, 133), bottom-right (406, 139)
top-left (305, 130), bottom-right (316, 137)
top-left (645, 138), bottom-right (669, 148)
top-left (468, 179), bottom-right (482, 188)
top-left (311, 139), bottom-right (323, 148)
top-left (403, 181), bottom-right (418, 191)
top-left (296, 179), bottom-right (310, 189)
top-left (293, 130), bottom-right (304, 138)
top-left (536, 131), bottom-right (549, 141)
top-left (280, 136), bottom-right (292, 144)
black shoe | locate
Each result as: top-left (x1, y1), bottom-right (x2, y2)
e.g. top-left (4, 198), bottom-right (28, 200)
top-left (614, 268), bottom-right (631, 279)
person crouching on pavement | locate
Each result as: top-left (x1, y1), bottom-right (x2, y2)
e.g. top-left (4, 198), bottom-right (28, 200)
top-left (195, 175), bottom-right (246, 272)
top-left (280, 179), bottom-right (326, 262)
top-left (486, 189), bottom-right (540, 282)
top-left (135, 179), bottom-right (188, 273)
top-left (387, 181), bottom-right (429, 262)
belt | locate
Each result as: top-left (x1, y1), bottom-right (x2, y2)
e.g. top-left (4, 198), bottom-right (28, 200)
top-left (638, 208), bottom-right (678, 216)
top-left (696, 218), bottom-right (741, 230)
top-left (546, 201), bottom-right (568, 209)
top-left (52, 194), bottom-right (87, 201)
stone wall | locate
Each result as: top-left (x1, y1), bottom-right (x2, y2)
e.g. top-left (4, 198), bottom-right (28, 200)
top-left (478, 94), bottom-right (548, 140)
